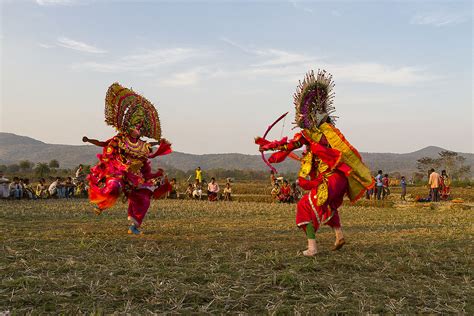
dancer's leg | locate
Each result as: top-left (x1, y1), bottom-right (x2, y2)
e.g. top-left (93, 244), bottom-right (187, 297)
top-left (127, 189), bottom-right (152, 234)
top-left (303, 222), bottom-right (318, 256)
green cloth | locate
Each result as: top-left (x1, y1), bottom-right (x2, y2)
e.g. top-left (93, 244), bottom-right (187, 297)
top-left (306, 222), bottom-right (315, 239)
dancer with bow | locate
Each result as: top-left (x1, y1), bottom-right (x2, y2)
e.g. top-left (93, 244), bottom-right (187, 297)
top-left (83, 83), bottom-right (172, 235)
top-left (255, 70), bottom-right (374, 256)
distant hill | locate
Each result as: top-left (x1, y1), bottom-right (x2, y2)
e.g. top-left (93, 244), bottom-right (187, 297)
top-left (0, 132), bottom-right (472, 176)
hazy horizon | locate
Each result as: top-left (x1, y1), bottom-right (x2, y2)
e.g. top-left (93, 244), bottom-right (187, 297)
top-left (1, 131), bottom-right (472, 156)
top-left (1, 0), bottom-right (472, 155)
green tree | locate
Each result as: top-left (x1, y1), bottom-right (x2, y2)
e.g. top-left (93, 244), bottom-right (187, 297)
top-left (19, 160), bottom-right (33, 171)
top-left (7, 164), bottom-right (20, 173)
top-left (416, 157), bottom-right (440, 179)
top-left (49, 159), bottom-right (60, 169)
top-left (0, 165), bottom-right (6, 172)
top-left (35, 163), bottom-right (51, 178)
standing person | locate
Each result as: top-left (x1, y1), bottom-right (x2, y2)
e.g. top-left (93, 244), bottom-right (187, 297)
top-left (375, 170), bottom-right (383, 200)
top-left (207, 177), bottom-right (220, 201)
top-left (75, 164), bottom-right (86, 182)
top-left (83, 83), bottom-right (172, 235)
top-left (428, 168), bottom-right (441, 202)
top-left (9, 177), bottom-right (23, 199)
top-left (195, 167), bottom-right (203, 184)
top-left (0, 172), bottom-right (10, 199)
top-left (440, 170), bottom-right (451, 201)
top-left (270, 170), bottom-right (276, 186)
top-left (400, 176), bottom-right (407, 201)
top-left (223, 182), bottom-right (232, 201)
top-left (256, 70), bottom-right (373, 256)
top-left (382, 174), bottom-right (390, 199)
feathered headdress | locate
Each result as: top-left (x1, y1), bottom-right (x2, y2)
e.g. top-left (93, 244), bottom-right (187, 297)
top-left (294, 69), bottom-right (336, 129)
top-left (104, 83), bottom-right (161, 141)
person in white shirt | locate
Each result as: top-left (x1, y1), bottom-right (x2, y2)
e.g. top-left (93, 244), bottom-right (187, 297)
top-left (48, 177), bottom-right (61, 197)
top-left (9, 177), bottom-right (23, 199)
top-left (0, 172), bottom-right (10, 199)
top-left (192, 179), bottom-right (202, 200)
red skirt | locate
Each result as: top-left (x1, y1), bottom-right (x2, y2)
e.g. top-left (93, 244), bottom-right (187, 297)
top-left (296, 171), bottom-right (348, 232)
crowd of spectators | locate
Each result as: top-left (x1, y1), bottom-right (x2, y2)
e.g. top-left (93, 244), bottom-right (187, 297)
top-left (0, 165), bottom-right (88, 200)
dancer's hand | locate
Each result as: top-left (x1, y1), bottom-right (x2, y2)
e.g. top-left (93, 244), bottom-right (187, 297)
top-left (82, 136), bottom-right (89, 143)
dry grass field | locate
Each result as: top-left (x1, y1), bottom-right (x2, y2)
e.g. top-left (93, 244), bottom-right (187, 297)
top-left (1, 188), bottom-right (473, 314)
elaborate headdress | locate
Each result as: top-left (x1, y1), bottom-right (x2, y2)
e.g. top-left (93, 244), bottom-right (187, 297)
top-left (294, 69), bottom-right (336, 129)
top-left (105, 83), bottom-right (161, 141)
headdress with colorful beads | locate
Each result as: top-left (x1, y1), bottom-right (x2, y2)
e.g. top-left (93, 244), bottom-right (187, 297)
top-left (105, 83), bottom-right (161, 141)
top-left (294, 69), bottom-right (336, 129)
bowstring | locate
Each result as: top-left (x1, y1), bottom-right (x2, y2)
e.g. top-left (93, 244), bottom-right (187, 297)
top-left (280, 114), bottom-right (286, 139)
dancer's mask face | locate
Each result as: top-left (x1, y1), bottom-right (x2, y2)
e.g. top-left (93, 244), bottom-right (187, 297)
top-left (129, 127), bottom-right (141, 138)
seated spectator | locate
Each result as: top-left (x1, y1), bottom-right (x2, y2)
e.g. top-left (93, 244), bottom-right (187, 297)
top-left (64, 177), bottom-right (75, 198)
top-left (23, 178), bottom-right (36, 199)
top-left (192, 179), bottom-right (203, 200)
top-left (0, 172), bottom-right (10, 199)
top-left (207, 177), bottom-right (220, 201)
top-left (291, 182), bottom-right (302, 203)
top-left (167, 178), bottom-right (179, 199)
top-left (75, 180), bottom-right (87, 198)
top-left (278, 180), bottom-right (291, 203)
top-left (48, 177), bottom-right (61, 198)
top-left (271, 183), bottom-right (280, 202)
top-left (9, 177), bottom-right (23, 199)
top-left (223, 182), bottom-right (232, 201)
top-left (185, 183), bottom-right (193, 199)
top-left (36, 178), bottom-right (49, 199)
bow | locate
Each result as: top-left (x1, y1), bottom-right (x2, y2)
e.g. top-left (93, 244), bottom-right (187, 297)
top-left (259, 112), bottom-right (288, 173)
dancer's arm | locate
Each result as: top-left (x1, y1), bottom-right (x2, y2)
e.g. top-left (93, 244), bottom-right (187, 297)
top-left (256, 133), bottom-right (306, 152)
top-left (149, 139), bottom-right (172, 158)
top-left (82, 136), bottom-right (108, 147)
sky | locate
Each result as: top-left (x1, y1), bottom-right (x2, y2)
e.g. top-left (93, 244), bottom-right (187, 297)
top-left (0, 0), bottom-right (472, 155)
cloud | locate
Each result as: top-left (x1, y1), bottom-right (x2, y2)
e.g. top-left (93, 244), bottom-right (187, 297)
top-left (330, 63), bottom-right (436, 85)
top-left (221, 37), bottom-right (318, 67)
top-left (38, 43), bottom-right (54, 49)
top-left (159, 68), bottom-right (202, 87)
top-left (72, 48), bottom-right (205, 72)
top-left (289, 0), bottom-right (313, 14)
top-left (57, 37), bottom-right (106, 54)
top-left (411, 12), bottom-right (469, 27)
top-left (219, 38), bottom-right (437, 85)
top-left (35, 0), bottom-right (74, 5)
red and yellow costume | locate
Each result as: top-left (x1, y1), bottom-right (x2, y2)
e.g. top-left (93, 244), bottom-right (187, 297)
top-left (256, 70), bottom-right (374, 254)
top-left (86, 83), bottom-right (172, 232)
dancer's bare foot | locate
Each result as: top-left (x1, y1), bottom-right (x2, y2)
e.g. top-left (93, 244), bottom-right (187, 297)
top-left (93, 206), bottom-right (103, 216)
top-left (332, 238), bottom-right (346, 251)
top-left (303, 248), bottom-right (318, 256)
top-left (303, 239), bottom-right (318, 256)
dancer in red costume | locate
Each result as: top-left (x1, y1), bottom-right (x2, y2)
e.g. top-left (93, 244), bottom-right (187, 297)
top-left (256, 70), bottom-right (374, 256)
top-left (83, 83), bottom-right (172, 235)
